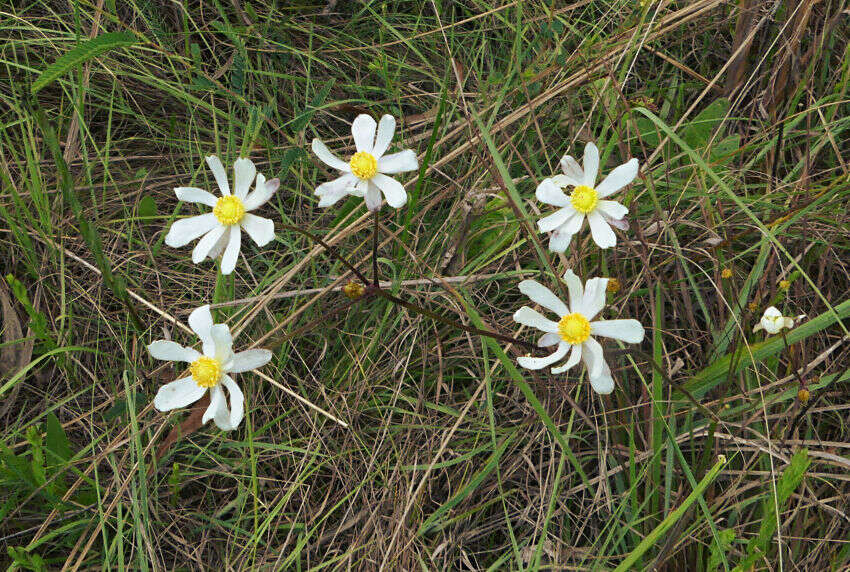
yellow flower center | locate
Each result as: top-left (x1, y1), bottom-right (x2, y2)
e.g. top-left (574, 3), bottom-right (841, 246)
top-left (558, 312), bottom-right (591, 345)
top-left (190, 356), bottom-right (221, 388)
top-left (349, 151), bottom-right (377, 180)
top-left (570, 185), bottom-right (598, 214)
top-left (213, 195), bottom-right (245, 225)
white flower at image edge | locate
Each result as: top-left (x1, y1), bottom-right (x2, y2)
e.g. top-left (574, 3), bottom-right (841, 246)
top-left (165, 156), bottom-right (280, 275)
top-left (753, 306), bottom-right (803, 335)
top-left (147, 305), bottom-right (273, 431)
top-left (536, 142), bottom-right (638, 252)
top-left (312, 114), bottom-right (419, 211)
top-left (513, 270), bottom-right (645, 394)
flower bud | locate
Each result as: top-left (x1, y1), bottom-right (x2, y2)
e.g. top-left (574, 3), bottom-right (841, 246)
top-left (342, 281), bottom-right (366, 300)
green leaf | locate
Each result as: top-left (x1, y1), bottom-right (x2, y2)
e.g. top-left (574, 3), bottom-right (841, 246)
top-left (137, 195), bottom-right (158, 219)
top-left (682, 98), bottom-right (729, 149)
top-left (614, 456), bottom-right (727, 572)
top-left (417, 432), bottom-right (516, 536)
top-left (45, 412), bottom-right (72, 464)
top-left (734, 449), bottom-right (811, 571)
top-left (31, 32), bottom-right (138, 94)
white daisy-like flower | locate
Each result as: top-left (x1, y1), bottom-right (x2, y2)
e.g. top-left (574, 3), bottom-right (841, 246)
top-left (165, 156), bottom-right (280, 275)
top-left (536, 142), bottom-right (638, 252)
top-left (147, 305), bottom-right (273, 431)
top-left (513, 270), bottom-right (645, 394)
top-left (753, 306), bottom-right (804, 335)
top-left (311, 114), bottom-right (419, 212)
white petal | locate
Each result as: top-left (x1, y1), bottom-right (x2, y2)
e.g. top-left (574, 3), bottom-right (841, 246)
top-left (513, 306), bottom-right (559, 333)
top-left (192, 225), bottom-right (226, 263)
top-left (207, 229), bottom-right (230, 260)
top-left (538, 207), bottom-right (574, 233)
top-left (243, 173), bottom-right (280, 211)
top-left (377, 150), bottom-right (418, 174)
top-left (154, 376), bottom-right (206, 411)
top-left (561, 269), bottom-right (584, 315)
top-left (763, 306), bottom-right (782, 318)
top-left (581, 336), bottom-right (605, 378)
top-left (517, 342), bottom-right (568, 370)
top-left (519, 280), bottom-right (568, 316)
top-left (596, 200), bottom-right (628, 220)
top-left (351, 114), bottom-right (377, 153)
top-left (189, 305), bottom-right (215, 356)
top-left (175, 187), bottom-right (218, 207)
top-left (596, 158), bottom-right (638, 198)
top-left (752, 322), bottom-right (764, 333)
top-left (315, 173), bottom-right (358, 207)
top-left (581, 277), bottom-right (609, 321)
top-left (312, 138), bottom-right (351, 172)
top-left (210, 323), bottom-right (234, 364)
top-left (589, 362), bottom-right (615, 394)
top-left (550, 173), bottom-right (583, 188)
top-left (371, 173), bottom-right (408, 208)
top-left (591, 319), bottom-right (645, 344)
top-left (147, 340), bottom-right (199, 362)
top-left (227, 349), bottom-right (273, 373)
top-left (557, 212), bottom-right (584, 235)
top-left (603, 215), bottom-right (629, 231)
top-left (315, 173), bottom-right (357, 196)
top-left (782, 317), bottom-right (795, 329)
top-left (350, 179), bottom-right (368, 197)
top-left (582, 142), bottom-right (599, 187)
top-left (240, 213), bottom-right (274, 247)
top-left (560, 153), bottom-right (584, 182)
top-left (203, 384), bottom-right (227, 425)
top-left (206, 155), bottom-right (230, 196)
top-left (219, 226), bottom-right (242, 275)
top-left (538, 332), bottom-right (561, 347)
top-left (364, 183), bottom-right (383, 211)
top-left (217, 375), bottom-right (245, 430)
top-left (165, 213), bottom-right (218, 247)
top-left (233, 157), bottom-right (256, 199)
top-left (551, 344), bottom-right (581, 374)
top-left (536, 178), bottom-right (571, 207)
top-left (372, 114), bottom-right (396, 158)
top-left (548, 231), bottom-right (573, 253)
top-left (587, 211), bottom-right (617, 249)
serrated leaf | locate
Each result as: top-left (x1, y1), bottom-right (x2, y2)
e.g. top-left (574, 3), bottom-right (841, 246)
top-left (32, 31), bottom-right (138, 94)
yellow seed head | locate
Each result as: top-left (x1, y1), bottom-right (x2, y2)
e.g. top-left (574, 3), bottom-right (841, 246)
top-left (570, 185), bottom-right (598, 214)
top-left (779, 280), bottom-right (790, 291)
top-left (721, 268), bottom-right (733, 279)
top-left (607, 278), bottom-right (621, 294)
top-left (797, 388), bottom-right (810, 405)
top-left (349, 151), bottom-right (377, 180)
top-left (748, 301), bottom-right (758, 312)
top-left (190, 356), bottom-right (221, 389)
top-left (558, 312), bottom-right (591, 345)
top-left (213, 195), bottom-right (245, 225)
top-left (342, 281), bottom-right (366, 300)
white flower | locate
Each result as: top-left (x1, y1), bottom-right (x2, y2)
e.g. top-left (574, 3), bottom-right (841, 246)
top-left (311, 114), bottom-right (419, 212)
top-left (513, 270), bottom-right (645, 394)
top-left (536, 142), bottom-right (638, 252)
top-left (753, 306), bottom-right (803, 335)
top-left (165, 156), bottom-right (280, 275)
top-left (147, 305), bottom-right (273, 431)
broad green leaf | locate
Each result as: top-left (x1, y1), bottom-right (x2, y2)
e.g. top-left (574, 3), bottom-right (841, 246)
top-left (137, 195), bottom-right (158, 219)
top-left (45, 412), bottom-right (72, 464)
